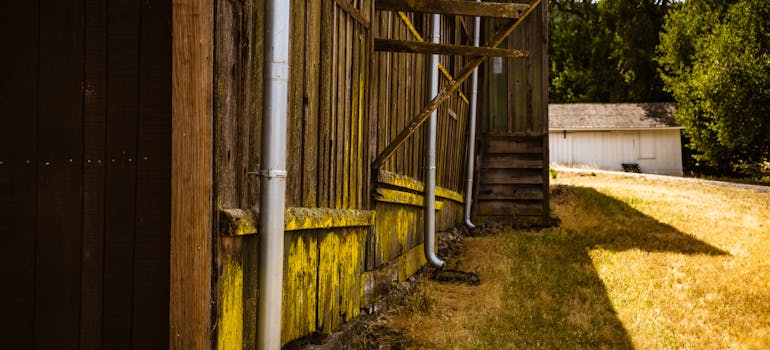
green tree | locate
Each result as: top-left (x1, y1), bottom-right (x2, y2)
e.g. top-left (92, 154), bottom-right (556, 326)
top-left (658, 0), bottom-right (770, 176)
top-left (549, 0), bottom-right (673, 102)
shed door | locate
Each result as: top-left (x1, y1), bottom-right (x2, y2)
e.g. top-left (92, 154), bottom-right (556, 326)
top-left (621, 133), bottom-right (639, 163)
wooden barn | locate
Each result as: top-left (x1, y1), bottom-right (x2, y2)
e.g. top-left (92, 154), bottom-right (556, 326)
top-left (0, 0), bottom-right (548, 348)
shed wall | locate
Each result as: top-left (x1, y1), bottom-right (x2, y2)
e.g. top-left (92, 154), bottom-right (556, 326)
top-left (549, 130), bottom-right (684, 176)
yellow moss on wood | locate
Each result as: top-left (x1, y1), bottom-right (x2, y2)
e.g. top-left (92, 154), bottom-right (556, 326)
top-left (220, 208), bottom-right (259, 236)
top-left (373, 188), bottom-right (445, 210)
top-left (281, 232), bottom-right (318, 345)
top-left (217, 255), bottom-right (243, 350)
top-left (377, 169), bottom-right (464, 204)
top-left (398, 243), bottom-right (428, 282)
top-left (317, 228), bottom-right (366, 334)
top-left (378, 170), bottom-right (424, 192)
top-left (220, 207), bottom-right (375, 236)
top-left (285, 207), bottom-right (374, 231)
top-left (435, 187), bottom-right (464, 204)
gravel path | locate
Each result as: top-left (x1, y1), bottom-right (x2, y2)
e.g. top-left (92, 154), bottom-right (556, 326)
top-left (551, 166), bottom-right (770, 193)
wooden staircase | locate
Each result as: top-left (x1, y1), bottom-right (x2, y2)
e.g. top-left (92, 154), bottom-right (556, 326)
top-left (474, 132), bottom-right (549, 224)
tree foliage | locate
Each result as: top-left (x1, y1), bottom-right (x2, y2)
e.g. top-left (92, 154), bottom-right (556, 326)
top-left (549, 0), bottom-right (673, 103)
top-left (658, 0), bottom-right (770, 175)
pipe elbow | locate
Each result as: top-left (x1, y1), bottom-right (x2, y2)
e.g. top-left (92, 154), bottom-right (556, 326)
top-left (425, 249), bottom-right (445, 269)
top-left (464, 218), bottom-right (476, 230)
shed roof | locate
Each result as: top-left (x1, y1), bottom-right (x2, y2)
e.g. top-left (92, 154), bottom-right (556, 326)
top-left (549, 103), bottom-right (681, 131)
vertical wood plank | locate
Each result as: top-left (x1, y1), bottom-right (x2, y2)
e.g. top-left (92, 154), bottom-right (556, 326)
top-left (34, 1), bottom-right (84, 348)
top-left (377, 14), bottom-right (390, 174)
top-left (0, 2), bottom-right (38, 348)
top-left (288, 0), bottom-right (306, 207)
top-left (319, 0), bottom-right (334, 208)
top-left (334, 7), bottom-right (345, 208)
top-left (349, 23), bottom-right (360, 209)
top-left (330, 5), bottom-right (339, 208)
top-left (242, 1), bottom-right (264, 343)
top-left (342, 12), bottom-right (353, 208)
top-left (398, 22), bottom-right (407, 174)
top-left (80, 0), bottom-right (107, 348)
top-left (133, 0), bottom-right (172, 348)
top-left (391, 21), bottom-right (401, 173)
top-left (511, 24), bottom-right (527, 132)
top-left (102, 1), bottom-right (140, 347)
top-left (404, 21), bottom-right (413, 178)
top-left (281, 231), bottom-right (318, 345)
top-left (247, 0), bottom-right (264, 211)
top-left (303, 0), bottom-right (322, 208)
top-left (414, 43), bottom-right (424, 180)
top-left (364, 1), bottom-right (377, 212)
top-left (171, 0), bottom-right (213, 348)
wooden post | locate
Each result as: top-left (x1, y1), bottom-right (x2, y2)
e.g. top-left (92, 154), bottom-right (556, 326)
top-left (170, 1), bottom-right (213, 349)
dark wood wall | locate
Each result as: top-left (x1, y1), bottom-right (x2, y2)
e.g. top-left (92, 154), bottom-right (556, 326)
top-left (0, 1), bottom-right (172, 348)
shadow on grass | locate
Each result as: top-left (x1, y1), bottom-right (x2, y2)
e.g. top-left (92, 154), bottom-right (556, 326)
top-left (484, 185), bottom-right (728, 349)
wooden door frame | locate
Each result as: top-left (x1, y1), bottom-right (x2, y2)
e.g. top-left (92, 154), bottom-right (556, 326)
top-left (170, 1), bottom-right (214, 349)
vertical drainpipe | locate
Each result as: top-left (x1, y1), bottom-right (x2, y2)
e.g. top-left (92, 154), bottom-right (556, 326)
top-left (425, 13), bottom-right (446, 269)
top-left (257, 0), bottom-right (289, 348)
top-left (463, 4), bottom-right (482, 229)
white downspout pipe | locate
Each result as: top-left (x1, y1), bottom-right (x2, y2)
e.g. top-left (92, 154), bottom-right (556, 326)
top-left (464, 4), bottom-right (482, 229)
top-left (257, 0), bottom-right (290, 348)
top-left (425, 13), bottom-right (446, 269)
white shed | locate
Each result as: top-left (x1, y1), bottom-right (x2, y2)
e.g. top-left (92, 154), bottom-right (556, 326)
top-left (549, 103), bottom-right (684, 176)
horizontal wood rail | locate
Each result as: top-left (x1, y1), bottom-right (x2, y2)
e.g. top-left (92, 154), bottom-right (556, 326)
top-left (373, 188), bottom-right (445, 209)
top-left (220, 207), bottom-right (375, 236)
top-left (395, 11), bottom-right (469, 103)
top-left (371, 0), bottom-right (542, 170)
top-left (376, 0), bottom-right (530, 19)
top-left (377, 170), bottom-right (464, 203)
top-left (374, 38), bottom-right (528, 58)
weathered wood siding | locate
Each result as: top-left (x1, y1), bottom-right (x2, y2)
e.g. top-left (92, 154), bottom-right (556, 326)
top-left (371, 11), bottom-right (472, 193)
top-left (475, 0), bottom-right (550, 224)
top-left (0, 1), bottom-right (173, 348)
top-left (212, 0), bottom-right (474, 347)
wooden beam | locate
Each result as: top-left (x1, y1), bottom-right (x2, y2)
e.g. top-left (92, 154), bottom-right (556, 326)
top-left (371, 0), bottom-right (542, 170)
top-left (219, 208), bottom-right (376, 236)
top-left (375, 38), bottom-right (527, 58)
top-left (170, 0), bottom-right (213, 349)
top-left (373, 188), bottom-right (445, 210)
top-left (376, 0), bottom-right (530, 19)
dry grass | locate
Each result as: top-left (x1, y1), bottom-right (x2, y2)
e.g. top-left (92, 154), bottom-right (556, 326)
top-left (383, 171), bottom-right (770, 349)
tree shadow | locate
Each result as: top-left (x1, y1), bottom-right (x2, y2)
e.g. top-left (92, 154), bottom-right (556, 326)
top-left (487, 185), bottom-right (728, 349)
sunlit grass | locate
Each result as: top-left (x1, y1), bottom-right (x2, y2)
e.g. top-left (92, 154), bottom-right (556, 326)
top-left (383, 171), bottom-right (770, 349)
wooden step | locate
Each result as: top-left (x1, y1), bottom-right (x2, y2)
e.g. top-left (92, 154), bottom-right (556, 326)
top-left (478, 169), bottom-right (543, 185)
top-left (480, 155), bottom-right (543, 169)
top-left (484, 138), bottom-right (543, 154)
top-left (477, 184), bottom-right (544, 200)
top-left (476, 200), bottom-right (544, 216)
